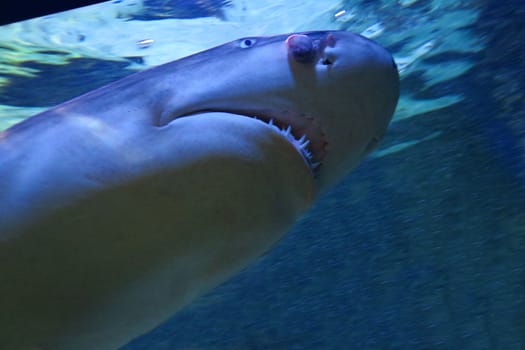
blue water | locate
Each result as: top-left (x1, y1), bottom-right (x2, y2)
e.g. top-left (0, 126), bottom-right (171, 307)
top-left (0, 0), bottom-right (523, 349)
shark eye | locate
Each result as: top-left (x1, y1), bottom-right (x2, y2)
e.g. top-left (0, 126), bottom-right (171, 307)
top-left (239, 38), bottom-right (256, 49)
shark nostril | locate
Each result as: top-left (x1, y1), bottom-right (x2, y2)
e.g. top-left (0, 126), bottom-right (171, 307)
top-left (321, 58), bottom-right (333, 65)
top-left (286, 34), bottom-right (316, 64)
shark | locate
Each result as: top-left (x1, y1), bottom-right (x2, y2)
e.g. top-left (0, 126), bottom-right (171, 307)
top-left (0, 31), bottom-right (399, 349)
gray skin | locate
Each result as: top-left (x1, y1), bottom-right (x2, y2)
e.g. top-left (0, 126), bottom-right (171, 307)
top-left (0, 31), bottom-right (399, 349)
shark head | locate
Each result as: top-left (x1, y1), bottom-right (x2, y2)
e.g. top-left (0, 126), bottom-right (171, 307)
top-left (157, 30), bottom-right (399, 194)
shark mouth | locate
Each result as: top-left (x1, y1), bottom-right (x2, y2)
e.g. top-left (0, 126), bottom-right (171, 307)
top-left (246, 110), bottom-right (327, 171)
top-left (161, 106), bottom-right (327, 175)
top-left (234, 109), bottom-right (326, 164)
top-left (251, 116), bottom-right (319, 172)
top-left (176, 108), bottom-right (328, 173)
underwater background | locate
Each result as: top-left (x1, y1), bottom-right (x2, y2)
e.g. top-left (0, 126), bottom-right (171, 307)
top-left (0, 0), bottom-right (523, 348)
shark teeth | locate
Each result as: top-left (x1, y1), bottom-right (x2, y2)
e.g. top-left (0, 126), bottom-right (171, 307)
top-left (254, 117), bottom-right (318, 172)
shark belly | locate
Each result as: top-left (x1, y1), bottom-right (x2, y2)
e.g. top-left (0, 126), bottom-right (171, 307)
top-left (0, 113), bottom-right (313, 349)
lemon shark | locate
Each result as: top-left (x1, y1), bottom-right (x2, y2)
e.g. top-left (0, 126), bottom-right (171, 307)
top-left (0, 31), bottom-right (399, 349)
